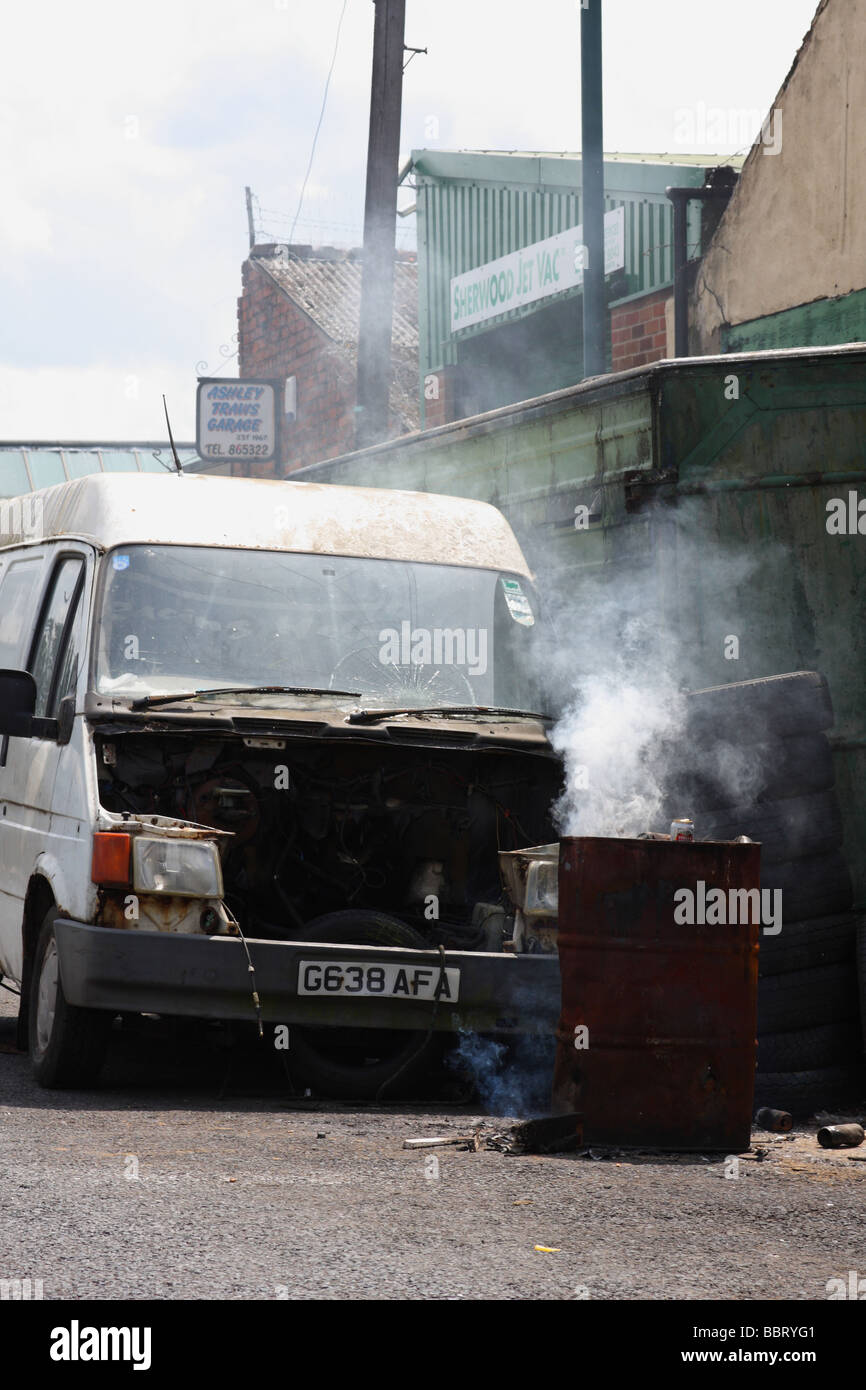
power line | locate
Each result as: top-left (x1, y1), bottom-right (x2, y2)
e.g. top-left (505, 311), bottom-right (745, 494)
top-left (259, 210), bottom-right (363, 231)
top-left (288, 0), bottom-right (350, 247)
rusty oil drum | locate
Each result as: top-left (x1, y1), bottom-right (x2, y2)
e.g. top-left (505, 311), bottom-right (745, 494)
top-left (552, 836), bottom-right (761, 1150)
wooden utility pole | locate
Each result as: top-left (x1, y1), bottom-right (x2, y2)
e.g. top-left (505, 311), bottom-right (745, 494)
top-left (580, 0), bottom-right (605, 378)
top-left (355, 0), bottom-right (406, 450)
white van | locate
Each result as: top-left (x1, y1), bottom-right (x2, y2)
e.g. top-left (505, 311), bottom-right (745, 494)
top-left (0, 473), bottom-right (561, 1098)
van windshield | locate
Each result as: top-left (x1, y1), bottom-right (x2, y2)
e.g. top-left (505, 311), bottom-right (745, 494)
top-left (95, 545), bottom-right (541, 710)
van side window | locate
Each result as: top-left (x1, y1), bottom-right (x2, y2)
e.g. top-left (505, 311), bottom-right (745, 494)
top-left (28, 557), bottom-right (85, 718)
top-left (53, 594), bottom-right (85, 710)
top-left (0, 558), bottom-right (45, 667)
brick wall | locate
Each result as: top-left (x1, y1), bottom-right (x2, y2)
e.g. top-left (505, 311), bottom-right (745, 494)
top-left (237, 258), bottom-right (357, 477)
top-left (610, 287), bottom-right (672, 373)
top-left (421, 365), bottom-right (461, 428)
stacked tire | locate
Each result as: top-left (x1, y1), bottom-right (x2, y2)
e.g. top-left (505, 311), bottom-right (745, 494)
top-left (673, 672), bottom-right (864, 1117)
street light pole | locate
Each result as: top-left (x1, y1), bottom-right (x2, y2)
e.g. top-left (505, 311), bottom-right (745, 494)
top-left (580, 0), bottom-right (605, 379)
top-left (356, 0), bottom-right (406, 450)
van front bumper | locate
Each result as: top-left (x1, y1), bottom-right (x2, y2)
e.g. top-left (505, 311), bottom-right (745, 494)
top-left (54, 920), bottom-right (560, 1035)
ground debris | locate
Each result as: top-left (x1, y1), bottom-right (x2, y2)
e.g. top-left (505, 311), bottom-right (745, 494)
top-left (485, 1113), bottom-right (582, 1155)
top-left (817, 1123), bottom-right (865, 1149)
top-left (403, 1134), bottom-right (481, 1151)
top-left (755, 1107), bottom-right (793, 1133)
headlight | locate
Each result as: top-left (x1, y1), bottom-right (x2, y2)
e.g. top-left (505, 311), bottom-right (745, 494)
top-left (132, 837), bottom-right (223, 899)
top-left (524, 858), bottom-right (558, 917)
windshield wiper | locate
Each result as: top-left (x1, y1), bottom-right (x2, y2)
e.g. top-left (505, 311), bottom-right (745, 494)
top-left (131, 685), bottom-right (361, 710)
top-left (345, 704), bottom-right (552, 726)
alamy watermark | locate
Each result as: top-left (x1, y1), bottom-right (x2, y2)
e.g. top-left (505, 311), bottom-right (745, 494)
top-left (674, 881), bottom-right (781, 935)
top-left (0, 495), bottom-right (44, 543)
top-left (50, 1322), bottom-right (152, 1371)
top-left (826, 1270), bottom-right (866, 1299)
top-left (673, 103), bottom-right (783, 156)
top-left (378, 622), bottom-right (488, 677)
top-left (0, 1276), bottom-right (43, 1299)
top-left (826, 492), bottom-right (866, 535)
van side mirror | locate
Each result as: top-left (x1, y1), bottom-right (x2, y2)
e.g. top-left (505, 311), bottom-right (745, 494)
top-left (0, 669), bottom-right (60, 741)
top-left (0, 669), bottom-right (37, 737)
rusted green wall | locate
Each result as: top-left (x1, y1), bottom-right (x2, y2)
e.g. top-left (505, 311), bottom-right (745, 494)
top-left (722, 287), bottom-right (866, 355)
top-left (654, 352), bottom-right (866, 904)
top-left (297, 347), bottom-right (866, 904)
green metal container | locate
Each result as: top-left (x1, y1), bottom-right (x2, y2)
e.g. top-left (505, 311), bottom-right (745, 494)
top-left (297, 343), bottom-right (866, 905)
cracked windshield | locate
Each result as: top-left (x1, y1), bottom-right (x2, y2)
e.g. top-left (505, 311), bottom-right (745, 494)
top-left (95, 544), bottom-right (540, 709)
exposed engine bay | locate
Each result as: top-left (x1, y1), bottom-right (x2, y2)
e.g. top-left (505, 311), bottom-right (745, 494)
top-left (95, 728), bottom-right (561, 951)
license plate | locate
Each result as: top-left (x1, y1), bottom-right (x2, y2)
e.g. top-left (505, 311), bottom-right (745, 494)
top-left (298, 959), bottom-right (460, 1002)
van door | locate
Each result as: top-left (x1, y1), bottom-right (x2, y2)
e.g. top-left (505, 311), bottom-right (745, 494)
top-left (0, 546), bottom-right (92, 981)
top-left (0, 548), bottom-right (47, 976)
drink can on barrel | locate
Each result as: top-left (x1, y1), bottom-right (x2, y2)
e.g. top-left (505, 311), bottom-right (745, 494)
top-left (670, 818), bottom-right (695, 842)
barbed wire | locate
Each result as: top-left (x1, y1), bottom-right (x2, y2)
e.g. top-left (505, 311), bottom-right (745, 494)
top-left (254, 209), bottom-right (416, 252)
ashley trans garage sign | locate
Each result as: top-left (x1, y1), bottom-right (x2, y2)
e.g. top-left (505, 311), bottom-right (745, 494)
top-left (196, 378), bottom-right (279, 463)
top-left (450, 205), bottom-right (625, 332)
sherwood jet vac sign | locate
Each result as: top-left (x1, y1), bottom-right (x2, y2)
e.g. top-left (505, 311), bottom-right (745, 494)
top-left (450, 205), bottom-right (625, 332)
top-left (196, 378), bottom-right (279, 463)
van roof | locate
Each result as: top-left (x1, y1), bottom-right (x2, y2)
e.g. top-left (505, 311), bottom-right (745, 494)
top-left (1, 472), bottom-right (531, 576)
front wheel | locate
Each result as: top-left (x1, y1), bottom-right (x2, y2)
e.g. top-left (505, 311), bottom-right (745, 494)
top-left (29, 910), bottom-right (111, 1089)
top-left (286, 911), bottom-right (443, 1102)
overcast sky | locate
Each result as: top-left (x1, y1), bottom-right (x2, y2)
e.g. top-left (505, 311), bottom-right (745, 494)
top-left (0, 0), bottom-right (819, 440)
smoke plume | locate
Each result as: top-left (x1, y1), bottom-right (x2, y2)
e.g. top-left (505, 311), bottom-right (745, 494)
top-left (448, 1031), bottom-right (557, 1118)
top-left (532, 501), bottom-right (784, 838)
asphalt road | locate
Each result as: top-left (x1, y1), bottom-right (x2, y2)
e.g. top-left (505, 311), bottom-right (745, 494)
top-left (0, 992), bottom-right (864, 1302)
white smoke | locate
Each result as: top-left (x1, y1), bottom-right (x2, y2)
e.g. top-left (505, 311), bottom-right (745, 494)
top-left (550, 664), bottom-right (686, 837)
top-left (448, 1030), bottom-right (556, 1117)
top-left (533, 503), bottom-right (786, 839)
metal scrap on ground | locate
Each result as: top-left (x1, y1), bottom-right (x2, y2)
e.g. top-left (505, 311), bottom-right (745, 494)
top-left (484, 1113), bottom-right (582, 1155)
top-left (402, 1135), bottom-right (479, 1150)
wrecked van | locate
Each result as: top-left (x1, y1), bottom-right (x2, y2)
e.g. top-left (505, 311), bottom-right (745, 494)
top-left (0, 473), bottom-right (562, 1096)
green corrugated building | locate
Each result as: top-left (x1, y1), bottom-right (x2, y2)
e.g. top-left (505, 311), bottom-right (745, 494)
top-left (405, 150), bottom-right (740, 425)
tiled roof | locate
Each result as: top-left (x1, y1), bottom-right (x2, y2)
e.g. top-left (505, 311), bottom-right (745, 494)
top-left (252, 247), bottom-right (420, 432)
top-left (259, 250), bottom-right (418, 352)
